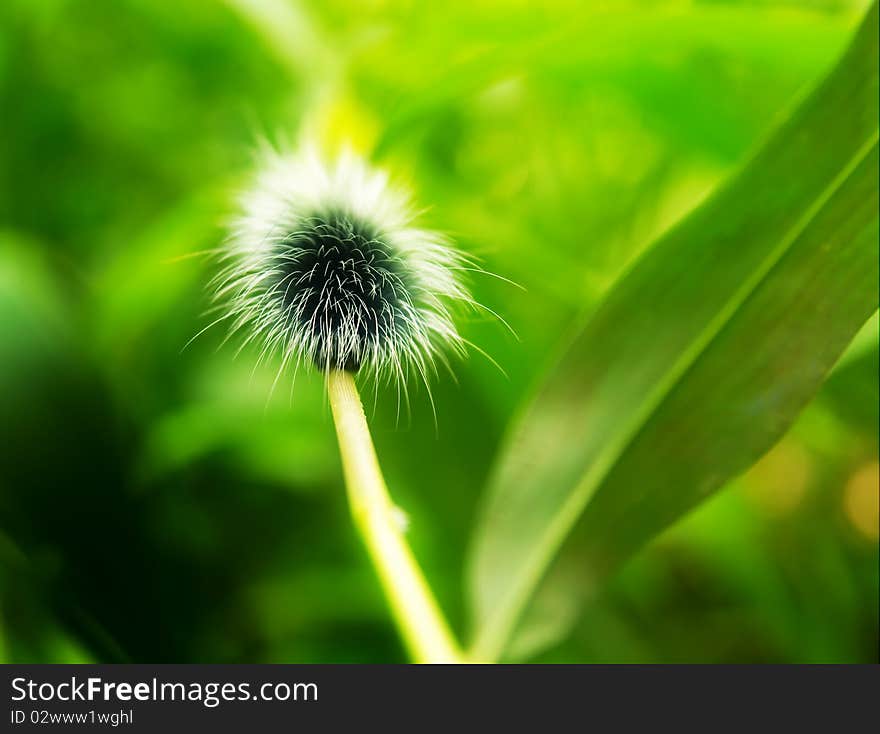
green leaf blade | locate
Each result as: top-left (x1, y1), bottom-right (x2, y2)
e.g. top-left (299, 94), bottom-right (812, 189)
top-left (468, 3), bottom-right (879, 661)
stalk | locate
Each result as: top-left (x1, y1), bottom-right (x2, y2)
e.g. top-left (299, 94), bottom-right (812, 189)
top-left (327, 369), bottom-right (464, 664)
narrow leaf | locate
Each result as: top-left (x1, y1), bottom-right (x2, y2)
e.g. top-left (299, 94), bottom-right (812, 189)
top-left (468, 3), bottom-right (879, 661)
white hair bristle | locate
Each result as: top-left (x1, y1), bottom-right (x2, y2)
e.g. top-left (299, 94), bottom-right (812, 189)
top-left (212, 147), bottom-right (471, 394)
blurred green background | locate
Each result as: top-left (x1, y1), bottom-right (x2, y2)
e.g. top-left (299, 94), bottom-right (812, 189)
top-left (0, 0), bottom-right (876, 663)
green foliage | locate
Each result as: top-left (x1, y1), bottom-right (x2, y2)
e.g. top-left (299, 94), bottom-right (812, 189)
top-left (468, 4), bottom-right (879, 660)
top-left (0, 0), bottom-right (876, 663)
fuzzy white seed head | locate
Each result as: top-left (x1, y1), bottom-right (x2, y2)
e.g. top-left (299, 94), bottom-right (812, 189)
top-left (214, 147), bottom-right (470, 387)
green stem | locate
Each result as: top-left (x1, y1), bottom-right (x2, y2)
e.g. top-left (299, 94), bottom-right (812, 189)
top-left (327, 370), bottom-right (465, 663)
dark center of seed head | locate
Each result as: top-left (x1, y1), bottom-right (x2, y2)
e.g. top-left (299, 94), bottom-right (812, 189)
top-left (273, 210), bottom-right (407, 372)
